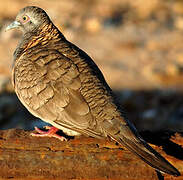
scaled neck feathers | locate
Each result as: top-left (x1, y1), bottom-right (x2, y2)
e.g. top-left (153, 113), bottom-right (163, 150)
top-left (13, 22), bottom-right (65, 60)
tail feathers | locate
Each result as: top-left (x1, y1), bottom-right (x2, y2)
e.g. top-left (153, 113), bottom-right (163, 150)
top-left (105, 121), bottom-right (181, 176)
top-left (113, 133), bottom-right (180, 176)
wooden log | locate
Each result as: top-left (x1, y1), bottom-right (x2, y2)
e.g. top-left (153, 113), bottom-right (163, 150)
top-left (0, 129), bottom-right (182, 180)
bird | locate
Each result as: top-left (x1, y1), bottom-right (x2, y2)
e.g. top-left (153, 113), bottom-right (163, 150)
top-left (6, 6), bottom-right (180, 176)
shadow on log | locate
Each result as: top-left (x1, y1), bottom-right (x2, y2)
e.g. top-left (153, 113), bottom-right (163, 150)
top-left (0, 129), bottom-right (182, 180)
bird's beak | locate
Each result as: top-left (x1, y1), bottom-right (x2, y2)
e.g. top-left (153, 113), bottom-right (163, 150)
top-left (5, 20), bottom-right (21, 32)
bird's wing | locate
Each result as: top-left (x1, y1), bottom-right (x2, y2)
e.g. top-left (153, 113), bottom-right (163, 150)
top-left (14, 48), bottom-right (101, 137)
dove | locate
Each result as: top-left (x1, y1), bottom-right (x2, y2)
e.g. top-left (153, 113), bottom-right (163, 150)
top-left (6, 6), bottom-right (180, 176)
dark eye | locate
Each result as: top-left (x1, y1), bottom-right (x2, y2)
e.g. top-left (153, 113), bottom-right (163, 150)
top-left (22, 15), bottom-right (29, 22)
top-left (23, 16), bottom-right (27, 21)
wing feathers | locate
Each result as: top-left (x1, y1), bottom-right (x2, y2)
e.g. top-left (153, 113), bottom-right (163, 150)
top-left (14, 49), bottom-right (95, 131)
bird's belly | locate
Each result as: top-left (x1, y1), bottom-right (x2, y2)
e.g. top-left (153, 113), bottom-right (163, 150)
top-left (50, 121), bottom-right (81, 136)
top-left (58, 127), bottom-right (81, 136)
top-left (14, 84), bottom-right (81, 137)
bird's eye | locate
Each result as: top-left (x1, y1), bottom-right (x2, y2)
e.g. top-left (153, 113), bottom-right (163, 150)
top-left (22, 15), bottom-right (29, 22)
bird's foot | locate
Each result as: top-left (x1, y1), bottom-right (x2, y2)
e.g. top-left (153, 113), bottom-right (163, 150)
top-left (31, 126), bottom-right (67, 141)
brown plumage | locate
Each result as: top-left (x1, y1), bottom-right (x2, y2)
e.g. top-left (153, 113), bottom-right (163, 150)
top-left (6, 6), bottom-right (180, 176)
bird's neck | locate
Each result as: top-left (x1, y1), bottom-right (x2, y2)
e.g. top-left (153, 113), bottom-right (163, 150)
top-left (14, 23), bottom-right (65, 60)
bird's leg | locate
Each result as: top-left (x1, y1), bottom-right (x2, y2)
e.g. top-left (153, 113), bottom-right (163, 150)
top-left (31, 126), bottom-right (67, 141)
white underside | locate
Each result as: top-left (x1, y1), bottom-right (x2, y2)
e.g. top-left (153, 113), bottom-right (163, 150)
top-left (50, 121), bottom-right (81, 136)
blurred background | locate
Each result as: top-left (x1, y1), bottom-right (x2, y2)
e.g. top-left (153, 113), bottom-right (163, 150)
top-left (0, 0), bottom-right (183, 132)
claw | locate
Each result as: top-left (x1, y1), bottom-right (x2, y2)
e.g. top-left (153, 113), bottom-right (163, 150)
top-left (31, 126), bottom-right (67, 141)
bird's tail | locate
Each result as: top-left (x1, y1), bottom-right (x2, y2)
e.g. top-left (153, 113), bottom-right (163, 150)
top-left (102, 118), bottom-right (180, 176)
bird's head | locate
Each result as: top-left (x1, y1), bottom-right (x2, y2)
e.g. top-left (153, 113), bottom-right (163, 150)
top-left (6, 6), bottom-right (51, 34)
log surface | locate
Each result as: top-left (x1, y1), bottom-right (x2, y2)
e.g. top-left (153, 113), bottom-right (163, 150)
top-left (0, 129), bottom-right (182, 180)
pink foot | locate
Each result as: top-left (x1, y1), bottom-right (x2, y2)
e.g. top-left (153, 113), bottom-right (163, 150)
top-left (31, 126), bottom-right (67, 141)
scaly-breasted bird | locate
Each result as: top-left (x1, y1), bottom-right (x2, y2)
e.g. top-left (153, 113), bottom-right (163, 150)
top-left (6, 6), bottom-right (180, 176)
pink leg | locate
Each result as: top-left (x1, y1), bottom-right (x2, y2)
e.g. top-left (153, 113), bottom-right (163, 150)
top-left (31, 126), bottom-right (67, 141)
